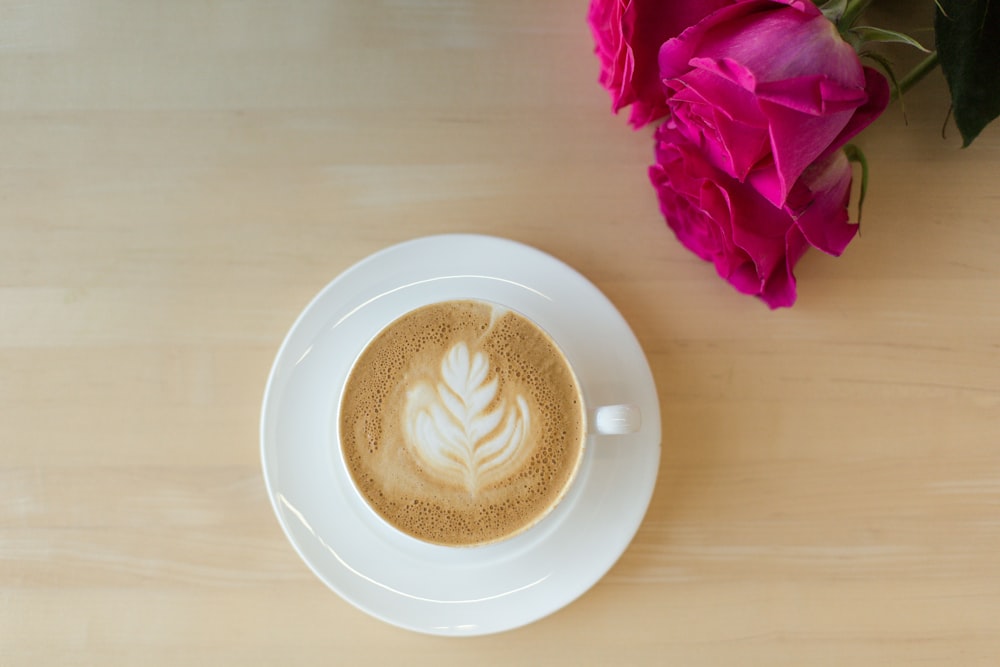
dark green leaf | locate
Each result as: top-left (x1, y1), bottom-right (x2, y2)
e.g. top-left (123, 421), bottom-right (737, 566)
top-left (935, 0), bottom-right (1000, 146)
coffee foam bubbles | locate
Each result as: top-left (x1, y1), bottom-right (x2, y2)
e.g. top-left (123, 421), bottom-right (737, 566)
top-left (339, 300), bottom-right (584, 547)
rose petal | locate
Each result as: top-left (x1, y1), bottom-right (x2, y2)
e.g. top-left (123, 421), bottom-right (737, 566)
top-left (658, 0), bottom-right (884, 209)
top-left (787, 150), bottom-right (857, 256)
top-left (759, 226), bottom-right (810, 309)
top-left (589, 0), bottom-right (733, 128)
top-left (667, 63), bottom-right (771, 179)
top-left (650, 125), bottom-right (816, 309)
top-left (756, 75), bottom-right (868, 116)
top-left (821, 66), bottom-right (891, 155)
top-left (754, 101), bottom-right (856, 207)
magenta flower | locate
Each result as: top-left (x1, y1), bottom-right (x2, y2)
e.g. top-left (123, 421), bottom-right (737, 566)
top-left (649, 124), bottom-right (857, 308)
top-left (658, 0), bottom-right (889, 206)
top-left (587, 0), bottom-right (733, 128)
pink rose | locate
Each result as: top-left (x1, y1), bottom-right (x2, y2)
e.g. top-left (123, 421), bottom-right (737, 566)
top-left (658, 0), bottom-right (889, 206)
top-left (587, 0), bottom-right (733, 128)
top-left (649, 124), bottom-right (856, 308)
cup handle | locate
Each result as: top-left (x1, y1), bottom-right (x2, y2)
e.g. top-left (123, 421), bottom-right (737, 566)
top-left (591, 404), bottom-right (641, 435)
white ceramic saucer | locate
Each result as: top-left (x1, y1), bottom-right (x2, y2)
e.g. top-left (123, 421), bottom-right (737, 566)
top-left (260, 235), bottom-right (661, 636)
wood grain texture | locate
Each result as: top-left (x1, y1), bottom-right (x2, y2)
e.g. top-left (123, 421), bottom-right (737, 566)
top-left (2, 1), bottom-right (999, 664)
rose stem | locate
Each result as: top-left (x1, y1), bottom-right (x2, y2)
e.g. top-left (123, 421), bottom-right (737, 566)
top-left (892, 51), bottom-right (941, 101)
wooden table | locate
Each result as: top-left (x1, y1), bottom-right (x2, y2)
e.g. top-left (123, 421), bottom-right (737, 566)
top-left (3, 1), bottom-right (999, 664)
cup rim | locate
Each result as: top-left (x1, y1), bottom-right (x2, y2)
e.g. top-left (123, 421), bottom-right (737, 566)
top-left (335, 296), bottom-right (589, 549)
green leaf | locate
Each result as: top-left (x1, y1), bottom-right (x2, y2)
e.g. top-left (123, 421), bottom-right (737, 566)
top-left (935, 0), bottom-right (1000, 146)
top-left (843, 144), bottom-right (869, 225)
top-left (850, 26), bottom-right (931, 52)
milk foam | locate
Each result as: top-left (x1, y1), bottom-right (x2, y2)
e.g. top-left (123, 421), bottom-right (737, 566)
top-left (403, 341), bottom-right (531, 496)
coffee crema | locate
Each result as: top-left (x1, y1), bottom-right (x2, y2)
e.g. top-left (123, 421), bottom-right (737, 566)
top-left (339, 299), bottom-right (585, 547)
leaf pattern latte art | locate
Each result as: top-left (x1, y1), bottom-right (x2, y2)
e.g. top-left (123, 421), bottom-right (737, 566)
top-left (403, 342), bottom-right (530, 495)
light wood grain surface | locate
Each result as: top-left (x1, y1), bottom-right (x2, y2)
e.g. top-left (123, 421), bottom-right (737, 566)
top-left (3, 1), bottom-right (999, 664)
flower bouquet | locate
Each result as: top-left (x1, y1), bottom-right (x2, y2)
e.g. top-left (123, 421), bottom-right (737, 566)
top-left (589, 0), bottom-right (999, 308)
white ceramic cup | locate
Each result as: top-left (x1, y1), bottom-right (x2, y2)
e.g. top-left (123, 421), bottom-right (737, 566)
top-left (336, 298), bottom-right (641, 548)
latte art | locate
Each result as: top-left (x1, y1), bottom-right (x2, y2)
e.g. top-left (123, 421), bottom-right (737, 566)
top-left (339, 300), bottom-right (585, 547)
top-left (404, 342), bottom-right (531, 496)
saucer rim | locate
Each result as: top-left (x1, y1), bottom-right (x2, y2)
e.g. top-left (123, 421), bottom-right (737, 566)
top-left (260, 234), bottom-right (661, 635)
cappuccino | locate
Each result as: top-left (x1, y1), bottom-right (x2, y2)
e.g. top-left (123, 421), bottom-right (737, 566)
top-left (339, 300), bottom-right (585, 546)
